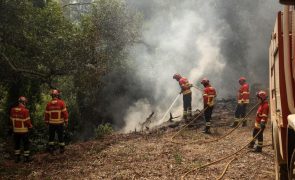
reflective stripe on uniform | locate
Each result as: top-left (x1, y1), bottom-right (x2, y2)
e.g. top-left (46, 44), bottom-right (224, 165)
top-left (183, 89), bottom-right (192, 95)
top-left (48, 110), bottom-right (64, 124)
top-left (11, 117), bottom-right (29, 133)
top-left (59, 142), bottom-right (65, 146)
top-left (48, 142), bottom-right (55, 145)
top-left (257, 141), bottom-right (263, 147)
top-left (14, 150), bottom-right (21, 155)
top-left (206, 122), bottom-right (211, 126)
top-left (238, 99), bottom-right (249, 104)
top-left (24, 151), bottom-right (30, 156)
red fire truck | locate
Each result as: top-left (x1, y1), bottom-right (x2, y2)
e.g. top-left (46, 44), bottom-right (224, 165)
top-left (270, 0), bottom-right (295, 179)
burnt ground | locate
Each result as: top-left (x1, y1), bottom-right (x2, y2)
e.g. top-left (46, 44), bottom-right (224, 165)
top-left (0, 102), bottom-right (274, 180)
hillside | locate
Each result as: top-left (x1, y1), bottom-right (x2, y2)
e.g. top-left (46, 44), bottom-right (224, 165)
top-left (0, 110), bottom-right (274, 179)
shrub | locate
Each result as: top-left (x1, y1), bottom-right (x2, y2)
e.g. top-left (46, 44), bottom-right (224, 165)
top-left (95, 123), bottom-right (113, 139)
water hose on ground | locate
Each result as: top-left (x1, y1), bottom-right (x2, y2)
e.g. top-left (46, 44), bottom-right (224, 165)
top-left (170, 106), bottom-right (209, 140)
top-left (181, 129), bottom-right (262, 179)
top-left (216, 156), bottom-right (237, 180)
top-left (197, 102), bottom-right (260, 145)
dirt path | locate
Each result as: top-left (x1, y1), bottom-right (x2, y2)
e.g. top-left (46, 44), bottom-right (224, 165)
top-left (0, 122), bottom-right (274, 180)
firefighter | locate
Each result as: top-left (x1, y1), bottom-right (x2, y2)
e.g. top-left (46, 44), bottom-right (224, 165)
top-left (173, 73), bottom-right (192, 120)
top-left (10, 96), bottom-right (33, 163)
top-left (45, 89), bottom-right (69, 154)
top-left (200, 78), bottom-right (217, 134)
top-left (248, 90), bottom-right (269, 152)
top-left (230, 77), bottom-right (250, 127)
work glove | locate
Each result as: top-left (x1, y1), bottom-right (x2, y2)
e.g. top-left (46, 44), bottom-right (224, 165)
top-left (260, 122), bottom-right (266, 130)
top-left (189, 84), bottom-right (193, 88)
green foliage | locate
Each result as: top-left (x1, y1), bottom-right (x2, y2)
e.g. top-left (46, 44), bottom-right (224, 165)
top-left (0, 0), bottom-right (143, 146)
top-left (95, 123), bottom-right (113, 139)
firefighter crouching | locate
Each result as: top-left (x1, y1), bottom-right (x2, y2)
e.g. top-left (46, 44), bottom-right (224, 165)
top-left (173, 73), bottom-right (193, 121)
top-left (201, 78), bottom-right (217, 134)
top-left (45, 90), bottom-right (69, 154)
top-left (10, 96), bottom-right (33, 163)
top-left (248, 90), bottom-right (269, 152)
top-left (230, 77), bottom-right (250, 127)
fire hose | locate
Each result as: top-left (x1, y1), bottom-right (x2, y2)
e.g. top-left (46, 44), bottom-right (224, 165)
top-left (181, 129), bottom-right (263, 179)
top-left (216, 143), bottom-right (273, 180)
top-left (170, 102), bottom-right (259, 145)
top-left (216, 156), bottom-right (237, 180)
top-left (196, 102), bottom-right (260, 144)
top-left (170, 106), bottom-right (209, 141)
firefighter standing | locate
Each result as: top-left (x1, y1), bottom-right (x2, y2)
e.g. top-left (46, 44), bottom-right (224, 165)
top-left (173, 73), bottom-right (192, 120)
top-left (230, 77), bottom-right (250, 127)
top-left (200, 78), bottom-right (217, 134)
top-left (10, 96), bottom-right (33, 162)
top-left (45, 90), bottom-right (69, 154)
top-left (248, 90), bottom-right (269, 152)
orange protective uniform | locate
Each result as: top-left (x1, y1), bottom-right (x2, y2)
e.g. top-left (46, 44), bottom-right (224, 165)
top-left (10, 104), bottom-right (32, 133)
top-left (179, 77), bottom-right (192, 95)
top-left (45, 98), bottom-right (69, 125)
top-left (255, 101), bottom-right (269, 129)
top-left (238, 83), bottom-right (250, 104)
top-left (203, 85), bottom-right (217, 107)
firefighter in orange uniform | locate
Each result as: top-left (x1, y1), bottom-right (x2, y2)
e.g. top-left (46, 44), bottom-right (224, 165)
top-left (173, 73), bottom-right (192, 120)
top-left (45, 90), bottom-right (69, 154)
top-left (200, 78), bottom-right (217, 134)
top-left (230, 77), bottom-right (250, 127)
top-left (10, 96), bottom-right (33, 162)
top-left (248, 90), bottom-right (269, 152)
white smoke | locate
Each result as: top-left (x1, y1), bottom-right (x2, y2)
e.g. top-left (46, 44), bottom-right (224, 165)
top-left (121, 0), bottom-right (280, 133)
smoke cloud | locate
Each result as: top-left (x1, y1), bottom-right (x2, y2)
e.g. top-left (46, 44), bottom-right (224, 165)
top-left (119, 0), bottom-right (280, 132)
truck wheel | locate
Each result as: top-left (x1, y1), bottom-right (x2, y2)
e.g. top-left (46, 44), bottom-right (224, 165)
top-left (275, 150), bottom-right (288, 180)
top-left (273, 122), bottom-right (288, 180)
top-left (289, 149), bottom-right (295, 179)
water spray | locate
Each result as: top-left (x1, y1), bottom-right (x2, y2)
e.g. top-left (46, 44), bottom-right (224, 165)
top-left (159, 94), bottom-right (181, 123)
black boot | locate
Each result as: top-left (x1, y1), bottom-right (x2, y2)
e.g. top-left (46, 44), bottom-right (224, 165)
top-left (202, 127), bottom-right (211, 134)
top-left (59, 146), bottom-right (65, 154)
top-left (230, 121), bottom-right (239, 128)
top-left (248, 142), bottom-right (255, 149)
top-left (24, 156), bottom-right (32, 163)
top-left (49, 145), bottom-right (54, 155)
top-left (253, 146), bottom-right (262, 153)
top-left (15, 155), bottom-right (21, 163)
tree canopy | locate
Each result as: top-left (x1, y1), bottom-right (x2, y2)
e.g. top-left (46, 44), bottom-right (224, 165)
top-left (0, 0), bottom-right (142, 140)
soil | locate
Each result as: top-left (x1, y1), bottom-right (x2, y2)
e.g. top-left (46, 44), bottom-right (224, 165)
top-left (0, 103), bottom-right (274, 180)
